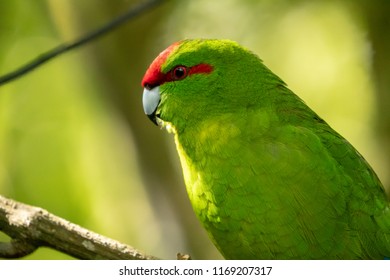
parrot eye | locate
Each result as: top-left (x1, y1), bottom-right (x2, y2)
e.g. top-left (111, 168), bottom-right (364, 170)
top-left (171, 66), bottom-right (188, 81)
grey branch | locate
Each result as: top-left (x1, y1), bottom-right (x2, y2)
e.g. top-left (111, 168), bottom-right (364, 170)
top-left (0, 195), bottom-right (159, 260)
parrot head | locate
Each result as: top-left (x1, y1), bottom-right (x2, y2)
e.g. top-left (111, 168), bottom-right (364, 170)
top-left (141, 39), bottom-right (282, 132)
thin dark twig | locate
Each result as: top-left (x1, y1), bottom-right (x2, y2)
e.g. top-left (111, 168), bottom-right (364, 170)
top-left (0, 0), bottom-right (167, 86)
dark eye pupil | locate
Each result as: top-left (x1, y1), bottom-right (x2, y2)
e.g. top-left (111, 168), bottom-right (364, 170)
top-left (173, 66), bottom-right (187, 80)
top-left (175, 68), bottom-right (184, 77)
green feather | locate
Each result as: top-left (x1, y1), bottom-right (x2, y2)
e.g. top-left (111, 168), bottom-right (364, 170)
top-left (143, 39), bottom-right (390, 259)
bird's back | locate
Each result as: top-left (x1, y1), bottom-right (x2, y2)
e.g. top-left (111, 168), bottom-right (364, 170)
top-left (176, 85), bottom-right (390, 259)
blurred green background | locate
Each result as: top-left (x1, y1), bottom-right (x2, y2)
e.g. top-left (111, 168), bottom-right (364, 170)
top-left (0, 0), bottom-right (389, 259)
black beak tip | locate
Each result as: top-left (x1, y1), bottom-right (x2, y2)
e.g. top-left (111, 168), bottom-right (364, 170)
top-left (147, 111), bottom-right (159, 126)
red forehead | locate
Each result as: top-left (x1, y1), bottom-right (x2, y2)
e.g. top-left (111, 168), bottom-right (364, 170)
top-left (141, 42), bottom-right (180, 88)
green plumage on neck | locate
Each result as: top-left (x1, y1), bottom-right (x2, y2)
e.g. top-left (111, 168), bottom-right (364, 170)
top-left (142, 39), bottom-right (390, 259)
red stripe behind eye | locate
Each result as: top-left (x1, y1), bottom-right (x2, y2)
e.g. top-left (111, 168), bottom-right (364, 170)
top-left (188, 63), bottom-right (213, 75)
top-left (142, 63), bottom-right (213, 89)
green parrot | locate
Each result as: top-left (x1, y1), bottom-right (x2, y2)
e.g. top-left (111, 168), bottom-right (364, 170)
top-left (141, 39), bottom-right (390, 259)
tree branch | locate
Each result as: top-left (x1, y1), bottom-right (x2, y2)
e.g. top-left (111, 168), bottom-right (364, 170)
top-left (0, 0), bottom-right (173, 260)
top-left (0, 195), bottom-right (159, 259)
top-left (0, 0), bottom-right (167, 86)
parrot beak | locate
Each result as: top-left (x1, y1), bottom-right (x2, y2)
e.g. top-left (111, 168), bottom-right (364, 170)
top-left (142, 86), bottom-right (161, 125)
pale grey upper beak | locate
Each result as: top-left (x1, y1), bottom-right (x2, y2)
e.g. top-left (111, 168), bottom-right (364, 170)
top-left (142, 86), bottom-right (160, 125)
